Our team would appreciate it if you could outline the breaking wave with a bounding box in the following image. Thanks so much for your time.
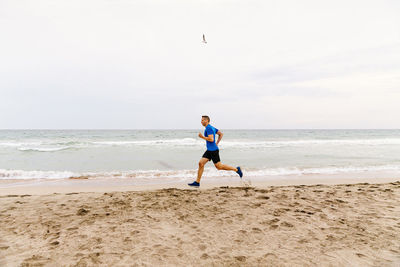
[1,137,400,152]
[2,165,400,180]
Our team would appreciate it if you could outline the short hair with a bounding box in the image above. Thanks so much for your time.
[202,115,210,122]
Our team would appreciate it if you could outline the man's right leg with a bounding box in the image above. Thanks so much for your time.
[196,157,209,183]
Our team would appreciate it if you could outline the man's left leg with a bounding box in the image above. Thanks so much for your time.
[212,150,243,177]
[215,162,243,178]
[214,162,237,172]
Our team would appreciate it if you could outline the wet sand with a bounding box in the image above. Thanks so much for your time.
[0,180,399,266]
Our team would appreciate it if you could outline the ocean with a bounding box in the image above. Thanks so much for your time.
[1,129,400,184]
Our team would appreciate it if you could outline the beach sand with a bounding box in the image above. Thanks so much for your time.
[0,180,399,266]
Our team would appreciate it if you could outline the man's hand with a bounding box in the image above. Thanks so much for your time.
[199,132,213,142]
[216,130,223,145]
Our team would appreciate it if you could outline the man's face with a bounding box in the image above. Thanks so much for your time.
[201,117,208,126]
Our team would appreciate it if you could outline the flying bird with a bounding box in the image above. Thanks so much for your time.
[202,34,207,44]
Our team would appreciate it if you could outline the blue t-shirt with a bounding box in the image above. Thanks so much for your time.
[204,124,219,151]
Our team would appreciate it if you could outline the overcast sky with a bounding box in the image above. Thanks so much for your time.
[0,0,399,129]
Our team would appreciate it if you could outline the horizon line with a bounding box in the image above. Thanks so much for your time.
[0,128,399,131]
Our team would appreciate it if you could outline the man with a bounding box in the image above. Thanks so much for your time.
[188,115,243,187]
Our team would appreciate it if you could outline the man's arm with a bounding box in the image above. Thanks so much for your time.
[216,130,223,145]
[198,132,214,142]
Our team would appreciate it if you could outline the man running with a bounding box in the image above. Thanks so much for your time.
[188,115,243,187]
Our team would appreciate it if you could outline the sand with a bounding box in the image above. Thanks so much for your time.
[0,181,399,266]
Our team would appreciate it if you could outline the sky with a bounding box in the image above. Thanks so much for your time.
[0,0,399,129]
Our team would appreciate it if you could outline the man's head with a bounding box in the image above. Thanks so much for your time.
[201,115,210,126]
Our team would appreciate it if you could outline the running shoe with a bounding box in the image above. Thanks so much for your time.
[188,181,200,187]
[236,166,243,178]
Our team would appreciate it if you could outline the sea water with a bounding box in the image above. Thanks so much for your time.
[1,129,400,184]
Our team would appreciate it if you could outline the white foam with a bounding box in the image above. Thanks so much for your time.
[219,138,400,148]
[92,138,201,146]
[17,146,71,152]
[0,141,43,147]
[91,138,400,148]
[2,137,400,152]
[1,165,400,180]
[0,169,75,179]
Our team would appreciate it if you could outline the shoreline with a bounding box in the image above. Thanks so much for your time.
[0,172,399,195]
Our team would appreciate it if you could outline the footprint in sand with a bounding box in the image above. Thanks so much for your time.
[0,245,9,250]
[273,208,290,216]
[297,238,309,244]
[263,252,278,260]
[265,218,280,225]
[21,255,51,266]
[235,255,247,262]
[201,253,210,259]
[252,227,263,233]
[50,241,59,246]
[280,221,294,228]
[77,208,89,216]
[255,189,271,193]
